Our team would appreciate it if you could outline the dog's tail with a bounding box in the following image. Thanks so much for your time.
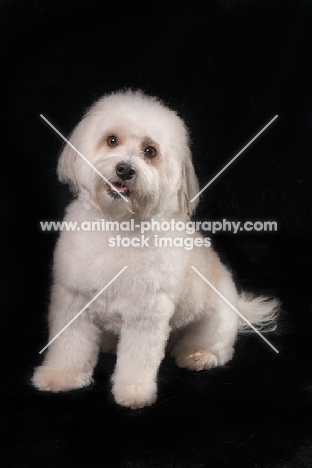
[237,292,279,332]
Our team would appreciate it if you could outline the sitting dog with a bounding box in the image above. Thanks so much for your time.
[32,90,278,408]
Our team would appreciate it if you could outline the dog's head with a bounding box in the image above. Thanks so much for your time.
[58,90,199,220]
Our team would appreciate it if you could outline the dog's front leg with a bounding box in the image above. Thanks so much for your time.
[32,283,101,392]
[112,294,174,409]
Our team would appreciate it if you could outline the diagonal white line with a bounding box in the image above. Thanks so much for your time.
[190,266,279,354]
[39,266,128,354]
[40,114,129,203]
[190,115,278,203]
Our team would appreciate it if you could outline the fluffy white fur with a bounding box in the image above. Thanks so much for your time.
[32,90,278,408]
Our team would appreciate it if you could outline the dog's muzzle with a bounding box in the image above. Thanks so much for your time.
[115,162,136,181]
[107,162,136,199]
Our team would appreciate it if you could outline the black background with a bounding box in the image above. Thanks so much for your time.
[1,1,312,467]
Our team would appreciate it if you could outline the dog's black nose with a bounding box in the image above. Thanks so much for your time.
[115,162,136,180]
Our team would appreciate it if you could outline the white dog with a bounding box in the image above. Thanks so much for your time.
[32,90,278,408]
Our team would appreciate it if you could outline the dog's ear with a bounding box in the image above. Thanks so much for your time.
[57,115,90,194]
[57,112,94,194]
[57,139,79,194]
[178,150,200,220]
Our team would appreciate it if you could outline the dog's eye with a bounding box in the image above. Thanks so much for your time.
[144,146,157,158]
[107,135,118,147]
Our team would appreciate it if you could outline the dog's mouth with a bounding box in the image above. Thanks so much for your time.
[107,181,130,199]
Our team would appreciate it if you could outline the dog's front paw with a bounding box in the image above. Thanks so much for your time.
[32,365,93,392]
[112,381,157,409]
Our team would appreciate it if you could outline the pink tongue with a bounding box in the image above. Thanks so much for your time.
[112,183,127,193]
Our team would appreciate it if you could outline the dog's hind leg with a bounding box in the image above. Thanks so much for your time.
[171,303,238,371]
